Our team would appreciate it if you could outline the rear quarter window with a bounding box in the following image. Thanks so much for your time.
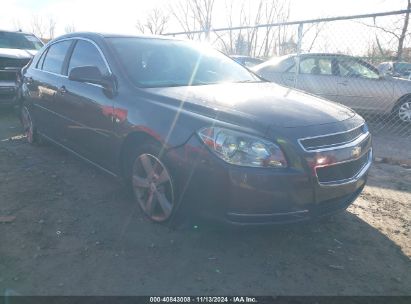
[42,40,72,75]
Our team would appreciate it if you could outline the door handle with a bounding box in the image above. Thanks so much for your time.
[58,86,67,94]
[338,81,348,86]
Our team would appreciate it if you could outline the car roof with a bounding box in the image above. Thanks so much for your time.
[292,53,357,58]
[53,32,182,42]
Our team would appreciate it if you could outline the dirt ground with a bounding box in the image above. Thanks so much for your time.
[0,109,410,296]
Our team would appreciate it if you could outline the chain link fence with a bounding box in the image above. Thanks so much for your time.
[165,10,411,139]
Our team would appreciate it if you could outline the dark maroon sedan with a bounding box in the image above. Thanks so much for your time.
[20,33,372,225]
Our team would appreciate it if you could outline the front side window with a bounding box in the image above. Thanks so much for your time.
[42,40,72,74]
[300,57,332,75]
[68,40,109,76]
[107,37,260,88]
[338,58,379,79]
[0,32,43,50]
[393,62,411,74]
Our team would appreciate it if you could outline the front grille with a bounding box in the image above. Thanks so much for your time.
[0,92,16,100]
[0,57,30,69]
[299,124,367,151]
[0,71,17,81]
[316,151,370,183]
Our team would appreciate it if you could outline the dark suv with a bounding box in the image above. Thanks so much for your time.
[0,30,43,107]
[21,33,372,225]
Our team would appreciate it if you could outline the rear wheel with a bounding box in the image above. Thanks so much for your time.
[397,99,411,123]
[20,106,36,144]
[128,141,177,224]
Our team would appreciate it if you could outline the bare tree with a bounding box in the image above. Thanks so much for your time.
[397,0,411,60]
[13,19,24,32]
[191,0,215,39]
[31,15,47,38]
[220,0,292,57]
[260,0,292,57]
[360,0,410,60]
[169,0,292,57]
[168,0,215,40]
[301,22,327,52]
[223,0,236,54]
[48,17,57,39]
[241,0,264,57]
[64,24,76,34]
[30,15,57,39]
[136,8,169,35]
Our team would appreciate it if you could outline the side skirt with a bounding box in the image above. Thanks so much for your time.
[38,131,119,179]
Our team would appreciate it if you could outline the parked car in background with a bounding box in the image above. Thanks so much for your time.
[377,61,411,79]
[253,53,411,123]
[21,33,372,225]
[0,30,43,108]
[231,55,265,68]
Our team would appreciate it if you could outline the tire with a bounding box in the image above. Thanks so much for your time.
[125,140,180,225]
[20,105,38,145]
[395,98,411,123]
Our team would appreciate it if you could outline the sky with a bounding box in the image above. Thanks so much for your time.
[0,0,407,37]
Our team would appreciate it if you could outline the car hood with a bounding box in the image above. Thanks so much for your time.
[145,82,356,128]
[0,48,37,59]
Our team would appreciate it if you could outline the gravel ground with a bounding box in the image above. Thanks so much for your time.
[0,109,410,295]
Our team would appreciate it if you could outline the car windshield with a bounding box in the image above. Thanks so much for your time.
[107,37,261,88]
[253,55,295,72]
[0,32,43,50]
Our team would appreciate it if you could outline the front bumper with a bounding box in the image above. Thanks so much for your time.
[168,127,372,225]
[0,65,22,107]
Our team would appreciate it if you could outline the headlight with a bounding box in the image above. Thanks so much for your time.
[198,127,287,168]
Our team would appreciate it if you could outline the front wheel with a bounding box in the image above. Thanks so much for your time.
[129,142,177,223]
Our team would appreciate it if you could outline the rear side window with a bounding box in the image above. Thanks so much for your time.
[42,40,72,74]
[68,40,109,76]
[300,57,332,75]
[36,49,48,69]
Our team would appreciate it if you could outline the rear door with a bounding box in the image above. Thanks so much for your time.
[295,56,340,102]
[55,39,116,169]
[27,40,73,140]
[334,57,394,112]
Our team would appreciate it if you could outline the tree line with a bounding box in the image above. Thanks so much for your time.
[12,0,411,62]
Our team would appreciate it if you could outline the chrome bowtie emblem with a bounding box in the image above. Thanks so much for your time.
[351,146,362,158]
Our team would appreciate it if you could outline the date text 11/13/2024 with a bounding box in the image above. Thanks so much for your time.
[149,297,258,303]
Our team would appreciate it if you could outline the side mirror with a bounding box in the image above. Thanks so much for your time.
[69,66,113,86]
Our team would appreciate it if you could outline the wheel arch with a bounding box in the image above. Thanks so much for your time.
[392,93,411,113]
[118,131,163,178]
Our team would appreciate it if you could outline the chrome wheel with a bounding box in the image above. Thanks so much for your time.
[21,106,34,144]
[132,153,174,222]
[398,101,411,123]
